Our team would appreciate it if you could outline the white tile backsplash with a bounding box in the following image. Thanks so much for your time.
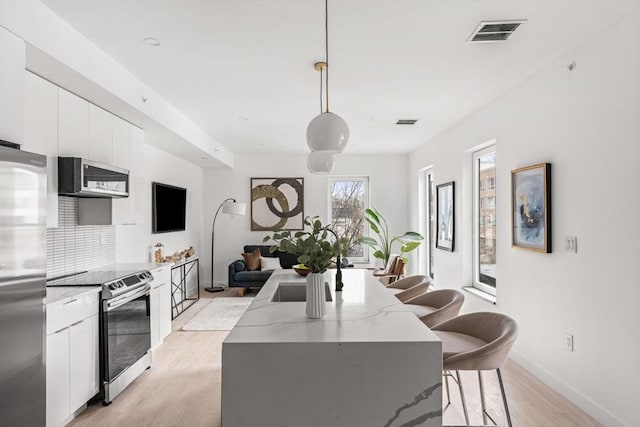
[46,196,115,278]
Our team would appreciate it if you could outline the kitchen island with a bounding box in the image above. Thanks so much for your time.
[222,269,442,427]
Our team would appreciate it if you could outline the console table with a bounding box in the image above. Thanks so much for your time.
[171,256,200,319]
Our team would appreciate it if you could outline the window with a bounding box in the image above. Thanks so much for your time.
[328,177,369,262]
[473,147,496,294]
[421,169,435,279]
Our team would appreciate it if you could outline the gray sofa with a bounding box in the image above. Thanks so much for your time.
[228,245,298,294]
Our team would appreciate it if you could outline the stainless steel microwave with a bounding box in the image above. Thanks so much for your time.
[58,157,129,198]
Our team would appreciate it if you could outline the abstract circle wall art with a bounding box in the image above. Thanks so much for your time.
[250,177,304,231]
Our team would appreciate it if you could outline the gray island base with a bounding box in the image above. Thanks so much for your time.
[222,269,442,427]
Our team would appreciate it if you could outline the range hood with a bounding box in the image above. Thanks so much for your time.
[58,157,129,198]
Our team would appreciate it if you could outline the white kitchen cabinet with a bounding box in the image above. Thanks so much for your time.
[69,314,99,411]
[112,116,130,169]
[88,103,113,164]
[0,28,25,144]
[131,125,147,225]
[158,282,172,339]
[46,292,99,427]
[113,124,144,225]
[46,328,70,427]
[112,116,132,225]
[58,88,88,158]
[150,266,172,349]
[23,72,59,227]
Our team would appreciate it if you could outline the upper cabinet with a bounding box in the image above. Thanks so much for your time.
[88,104,113,164]
[112,116,130,170]
[113,124,144,225]
[58,88,89,158]
[0,28,26,144]
[23,72,59,227]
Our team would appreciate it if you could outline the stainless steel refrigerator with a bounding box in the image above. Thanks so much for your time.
[0,145,47,426]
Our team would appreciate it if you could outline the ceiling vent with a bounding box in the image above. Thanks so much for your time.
[396,119,418,125]
[468,20,527,43]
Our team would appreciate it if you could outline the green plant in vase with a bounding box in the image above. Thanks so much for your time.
[264,216,347,319]
[263,216,345,274]
[360,207,424,267]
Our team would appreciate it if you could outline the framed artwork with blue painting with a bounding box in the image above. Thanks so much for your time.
[511,163,552,253]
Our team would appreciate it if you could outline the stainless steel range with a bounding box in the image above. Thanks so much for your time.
[47,269,154,404]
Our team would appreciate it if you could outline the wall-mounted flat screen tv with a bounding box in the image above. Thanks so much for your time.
[152,182,186,233]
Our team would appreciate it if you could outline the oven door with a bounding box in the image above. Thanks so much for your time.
[101,285,151,383]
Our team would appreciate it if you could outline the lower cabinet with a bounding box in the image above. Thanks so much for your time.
[46,295,99,427]
[150,266,172,350]
[46,328,70,427]
[69,315,100,411]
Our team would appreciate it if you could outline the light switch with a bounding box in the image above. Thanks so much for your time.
[565,236,577,253]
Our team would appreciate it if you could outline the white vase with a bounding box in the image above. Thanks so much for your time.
[305,272,326,319]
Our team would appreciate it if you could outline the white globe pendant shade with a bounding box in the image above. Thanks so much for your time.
[306,112,349,154]
[307,151,335,174]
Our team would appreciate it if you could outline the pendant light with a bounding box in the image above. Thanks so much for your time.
[307,150,335,174]
[306,0,349,167]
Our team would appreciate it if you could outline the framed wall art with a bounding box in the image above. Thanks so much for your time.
[511,163,552,253]
[250,177,304,231]
[436,181,455,252]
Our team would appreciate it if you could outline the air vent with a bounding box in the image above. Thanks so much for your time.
[396,119,418,125]
[468,20,527,43]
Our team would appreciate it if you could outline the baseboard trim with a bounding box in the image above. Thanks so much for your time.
[509,350,628,427]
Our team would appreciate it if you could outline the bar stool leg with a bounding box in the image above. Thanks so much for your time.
[478,370,488,425]
[497,368,513,427]
[456,370,469,425]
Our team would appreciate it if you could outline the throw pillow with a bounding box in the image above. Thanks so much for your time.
[241,248,261,271]
[260,256,282,270]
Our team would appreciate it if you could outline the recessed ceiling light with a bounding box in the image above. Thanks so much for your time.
[257,143,265,147]
[238,116,249,121]
[364,117,374,121]
[143,37,160,47]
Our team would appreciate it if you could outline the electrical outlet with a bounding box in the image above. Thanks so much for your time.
[100,232,107,245]
[565,333,574,352]
[565,236,577,253]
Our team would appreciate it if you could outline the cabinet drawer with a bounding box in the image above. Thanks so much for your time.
[47,292,99,335]
[151,266,171,288]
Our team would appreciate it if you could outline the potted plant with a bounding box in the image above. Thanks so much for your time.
[263,216,345,319]
[360,207,424,267]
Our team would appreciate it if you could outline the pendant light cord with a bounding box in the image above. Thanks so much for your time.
[325,0,329,113]
[320,64,324,113]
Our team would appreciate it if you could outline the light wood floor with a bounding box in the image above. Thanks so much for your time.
[70,290,602,427]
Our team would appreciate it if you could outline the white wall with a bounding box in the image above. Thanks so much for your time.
[202,153,409,287]
[408,11,640,427]
[115,143,204,266]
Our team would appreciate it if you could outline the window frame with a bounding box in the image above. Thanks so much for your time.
[472,146,497,296]
[327,176,370,263]
[418,168,435,279]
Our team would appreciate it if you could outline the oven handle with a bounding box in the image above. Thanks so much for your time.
[104,284,151,312]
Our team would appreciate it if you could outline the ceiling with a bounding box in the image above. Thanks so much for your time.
[42,0,636,155]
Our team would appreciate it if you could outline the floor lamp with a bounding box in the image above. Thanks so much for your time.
[205,198,246,293]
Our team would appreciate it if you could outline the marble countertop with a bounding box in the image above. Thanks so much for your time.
[224,269,440,344]
[93,262,172,272]
[46,286,101,306]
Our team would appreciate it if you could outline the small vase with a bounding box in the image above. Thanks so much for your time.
[305,272,326,319]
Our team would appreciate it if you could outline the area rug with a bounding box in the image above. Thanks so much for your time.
[182,297,254,331]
